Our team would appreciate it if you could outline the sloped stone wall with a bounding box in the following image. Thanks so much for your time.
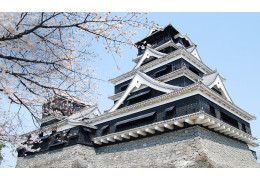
[16,126,260,168]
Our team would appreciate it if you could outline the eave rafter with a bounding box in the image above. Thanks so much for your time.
[93,112,258,147]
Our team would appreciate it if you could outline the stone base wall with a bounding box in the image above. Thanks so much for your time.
[16,126,260,168]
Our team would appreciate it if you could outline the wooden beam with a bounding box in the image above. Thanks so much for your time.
[178,118,185,123]
[200,118,211,125]
[245,135,251,139]
[129,132,138,138]
[214,125,225,131]
[174,121,184,127]
[94,140,102,145]
[107,137,115,142]
[137,130,147,136]
[155,125,164,132]
[219,128,230,133]
[202,120,214,126]
[101,138,108,143]
[121,133,130,139]
[225,130,235,135]
[245,140,251,144]
[164,123,174,130]
[114,135,122,141]
[208,123,220,129]
[145,128,155,134]
[230,132,240,138]
[237,135,246,141]
[195,115,205,124]
[185,119,194,125]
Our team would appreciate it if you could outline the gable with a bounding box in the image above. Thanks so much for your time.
[209,75,232,103]
[108,71,181,112]
[134,48,167,70]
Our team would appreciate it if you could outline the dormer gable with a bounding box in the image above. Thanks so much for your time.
[202,72,232,102]
[146,23,164,37]
[186,45,202,61]
[134,47,167,69]
[109,71,181,112]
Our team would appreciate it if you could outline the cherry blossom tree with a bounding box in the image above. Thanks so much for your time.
[0,12,150,151]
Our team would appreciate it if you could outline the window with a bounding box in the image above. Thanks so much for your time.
[165,106,176,116]
[209,105,216,117]
[112,112,156,132]
[157,36,164,45]
[127,90,151,105]
[154,65,172,78]
[212,87,222,96]
[120,84,129,91]
[188,66,200,76]
[96,125,109,136]
[241,124,246,132]
[164,34,169,40]
[221,112,238,128]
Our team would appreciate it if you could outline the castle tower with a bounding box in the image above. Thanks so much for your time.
[16,24,259,168]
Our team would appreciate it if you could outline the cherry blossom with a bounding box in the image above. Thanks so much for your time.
[0,12,150,155]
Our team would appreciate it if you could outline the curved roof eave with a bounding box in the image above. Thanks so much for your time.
[134,47,167,69]
[202,72,233,103]
[108,71,181,113]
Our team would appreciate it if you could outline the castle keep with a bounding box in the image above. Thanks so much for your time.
[16,24,259,168]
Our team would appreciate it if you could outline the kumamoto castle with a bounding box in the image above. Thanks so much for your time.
[16,24,260,168]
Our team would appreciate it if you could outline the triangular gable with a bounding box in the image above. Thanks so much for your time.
[109,71,181,112]
[146,23,163,37]
[191,48,202,61]
[187,45,202,62]
[134,47,167,69]
[202,72,233,102]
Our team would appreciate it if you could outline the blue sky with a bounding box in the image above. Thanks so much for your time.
[1,12,260,167]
